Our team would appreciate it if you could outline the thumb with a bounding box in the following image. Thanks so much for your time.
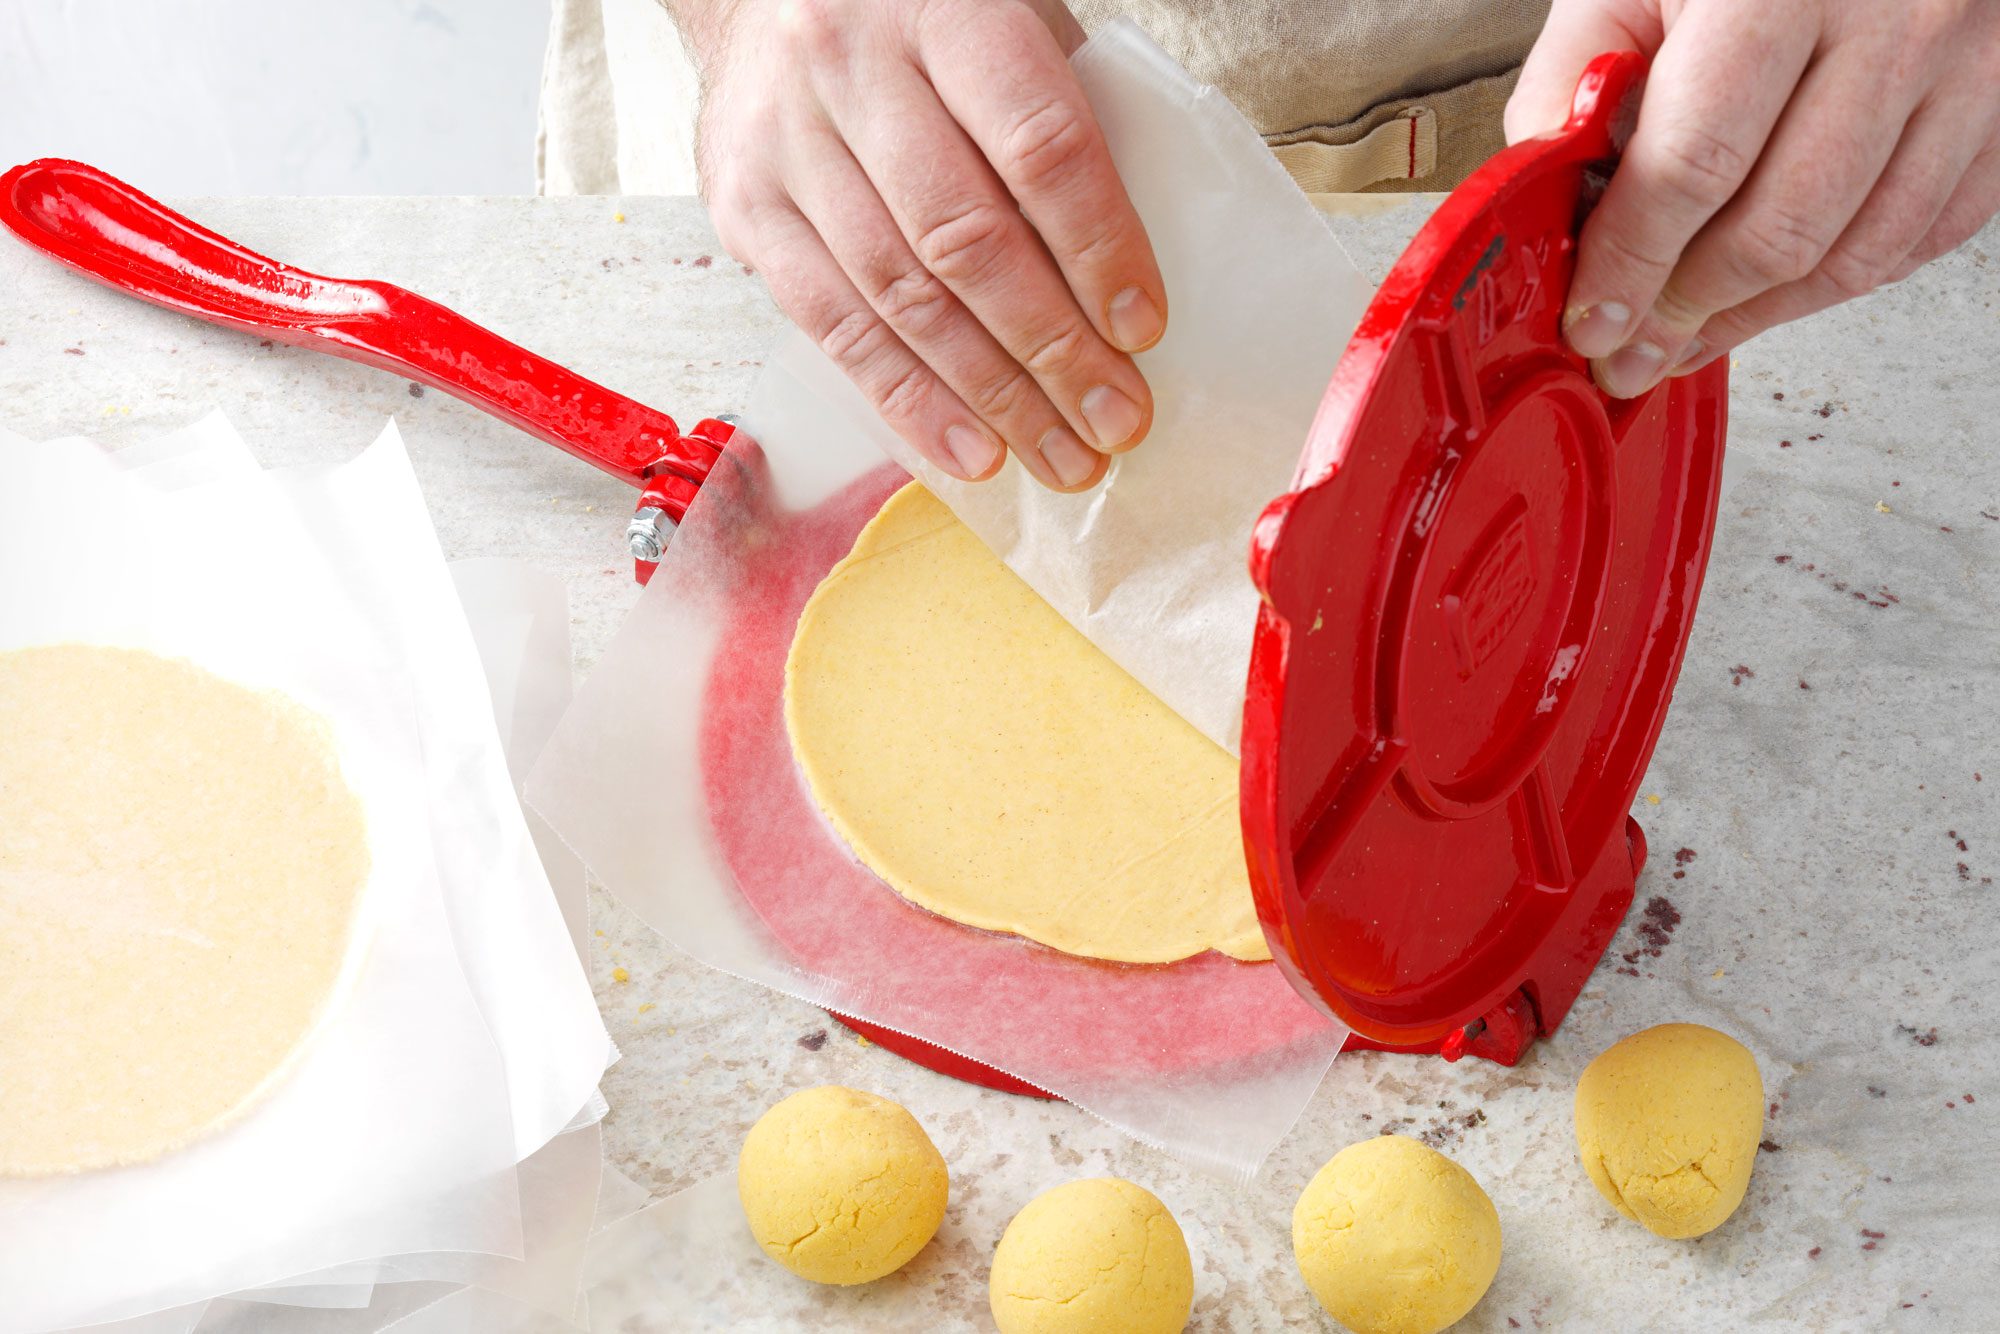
[1506,0,1660,144]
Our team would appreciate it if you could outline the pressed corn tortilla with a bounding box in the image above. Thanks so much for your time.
[783,483,1267,965]
[0,645,370,1175]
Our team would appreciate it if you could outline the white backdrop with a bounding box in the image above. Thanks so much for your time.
[0,0,550,195]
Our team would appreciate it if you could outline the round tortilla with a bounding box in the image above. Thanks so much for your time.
[0,645,371,1175]
[783,483,1268,965]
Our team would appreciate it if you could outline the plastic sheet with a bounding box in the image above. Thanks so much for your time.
[1,417,610,1332]
[529,23,1351,1184]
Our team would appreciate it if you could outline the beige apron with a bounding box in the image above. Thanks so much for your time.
[538,0,1548,196]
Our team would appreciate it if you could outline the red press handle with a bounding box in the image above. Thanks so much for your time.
[0,158,719,493]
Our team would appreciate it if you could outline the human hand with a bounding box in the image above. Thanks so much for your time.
[1507,0,2000,396]
[683,0,1164,490]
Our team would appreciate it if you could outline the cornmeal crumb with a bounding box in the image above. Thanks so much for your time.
[1646,794,1663,805]
[637,1002,655,1014]
[611,966,629,983]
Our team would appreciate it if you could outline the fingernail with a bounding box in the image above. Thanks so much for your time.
[1107,286,1165,352]
[1565,301,1632,360]
[1080,385,1143,451]
[1597,342,1666,399]
[942,424,1001,480]
[1039,426,1098,488]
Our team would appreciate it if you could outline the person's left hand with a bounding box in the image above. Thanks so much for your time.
[1506,0,2000,397]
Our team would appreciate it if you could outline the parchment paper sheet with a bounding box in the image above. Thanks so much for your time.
[0,417,610,1333]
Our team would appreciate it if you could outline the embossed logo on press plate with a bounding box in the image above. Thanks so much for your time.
[1443,497,1535,679]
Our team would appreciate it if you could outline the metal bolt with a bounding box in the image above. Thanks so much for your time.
[715,412,740,424]
[626,506,675,562]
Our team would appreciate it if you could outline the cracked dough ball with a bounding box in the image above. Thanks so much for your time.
[736,1085,948,1284]
[1574,1022,1763,1238]
[989,1178,1193,1334]
[1292,1135,1502,1334]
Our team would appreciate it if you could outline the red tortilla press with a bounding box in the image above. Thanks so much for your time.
[0,51,1723,1090]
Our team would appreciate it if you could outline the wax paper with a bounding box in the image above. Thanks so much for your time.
[219,541,612,1328]
[1,416,610,1332]
[217,527,612,1330]
[0,425,518,1332]
[529,22,1350,1183]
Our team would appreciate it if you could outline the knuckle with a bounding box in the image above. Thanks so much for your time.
[776,0,846,57]
[912,200,1017,285]
[818,307,888,369]
[713,228,753,268]
[874,362,934,425]
[711,195,783,266]
[997,98,1097,190]
[869,262,957,337]
[1649,284,1708,331]
[1817,241,1896,301]
[1731,206,1835,286]
[1649,124,1754,208]
[1062,215,1130,273]
[1018,321,1089,379]
[965,364,1037,422]
[1588,217,1678,282]
[1895,0,1957,53]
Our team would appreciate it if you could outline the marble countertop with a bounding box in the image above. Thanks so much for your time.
[2,196,1994,1333]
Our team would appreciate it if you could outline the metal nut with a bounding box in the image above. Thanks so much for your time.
[626,506,675,562]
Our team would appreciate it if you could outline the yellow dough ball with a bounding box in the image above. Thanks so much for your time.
[736,1086,948,1284]
[989,1179,1194,1334]
[1574,1022,1764,1239]
[1292,1135,1502,1334]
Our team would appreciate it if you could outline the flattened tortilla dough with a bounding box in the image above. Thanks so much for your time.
[783,483,1269,965]
[0,645,370,1175]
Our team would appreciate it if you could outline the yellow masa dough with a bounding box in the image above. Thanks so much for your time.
[0,645,370,1175]
[736,1085,949,1284]
[989,1178,1194,1334]
[1574,1023,1764,1238]
[783,483,1268,964]
[1292,1134,1502,1334]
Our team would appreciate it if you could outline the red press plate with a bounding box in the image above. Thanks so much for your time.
[0,54,1724,1083]
[1241,51,1728,1052]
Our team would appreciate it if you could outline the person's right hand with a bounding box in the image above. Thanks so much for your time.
[685,0,1165,491]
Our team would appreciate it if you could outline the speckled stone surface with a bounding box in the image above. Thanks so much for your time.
[2,196,1995,1332]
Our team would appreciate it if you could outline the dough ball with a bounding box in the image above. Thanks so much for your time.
[1292,1135,1502,1334]
[1574,1022,1764,1238]
[989,1178,1193,1334]
[736,1085,948,1284]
